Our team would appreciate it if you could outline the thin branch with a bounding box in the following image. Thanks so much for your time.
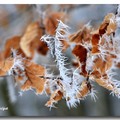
[0,74,63,81]
[39,76,63,80]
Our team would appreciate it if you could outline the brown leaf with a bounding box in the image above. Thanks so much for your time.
[45,90,63,107]
[21,59,45,94]
[0,58,14,76]
[69,26,92,44]
[116,62,120,68]
[20,21,44,58]
[44,12,66,35]
[99,13,116,36]
[95,78,114,91]
[61,40,70,52]
[37,41,49,55]
[0,53,5,70]
[91,13,117,54]
[24,59,45,76]
[91,34,100,54]
[99,23,109,36]
[0,70,6,76]
[93,57,106,75]
[76,80,90,98]
[72,45,87,76]
[92,55,113,77]
[23,73,45,94]
[91,55,115,92]
[72,61,79,67]
[21,79,32,91]
[45,87,51,95]
[4,36,23,58]
[44,81,52,95]
[1,58,14,72]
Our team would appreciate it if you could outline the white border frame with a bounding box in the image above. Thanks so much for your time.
[0,0,120,4]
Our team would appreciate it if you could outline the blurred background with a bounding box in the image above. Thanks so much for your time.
[0,4,120,117]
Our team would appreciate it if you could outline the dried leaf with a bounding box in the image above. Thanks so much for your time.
[72,61,79,67]
[0,70,6,76]
[99,23,109,36]
[72,45,87,76]
[1,58,14,72]
[20,22,44,58]
[21,59,45,94]
[91,55,115,92]
[22,73,45,94]
[0,58,14,75]
[76,80,90,98]
[24,59,45,76]
[45,90,63,107]
[4,36,23,58]
[44,12,66,35]
[91,34,100,54]
[92,55,113,77]
[0,52,5,69]
[69,25,92,44]
[99,13,116,35]
[45,87,51,95]
[21,79,31,91]
[93,57,106,74]
[95,78,114,91]
[61,40,70,52]
[91,13,117,55]
[37,41,49,55]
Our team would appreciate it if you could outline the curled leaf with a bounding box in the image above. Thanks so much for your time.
[20,22,45,58]
[72,45,87,76]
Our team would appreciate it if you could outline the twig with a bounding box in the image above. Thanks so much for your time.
[39,76,63,80]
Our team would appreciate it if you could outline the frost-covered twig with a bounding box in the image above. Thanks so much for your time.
[42,20,89,108]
